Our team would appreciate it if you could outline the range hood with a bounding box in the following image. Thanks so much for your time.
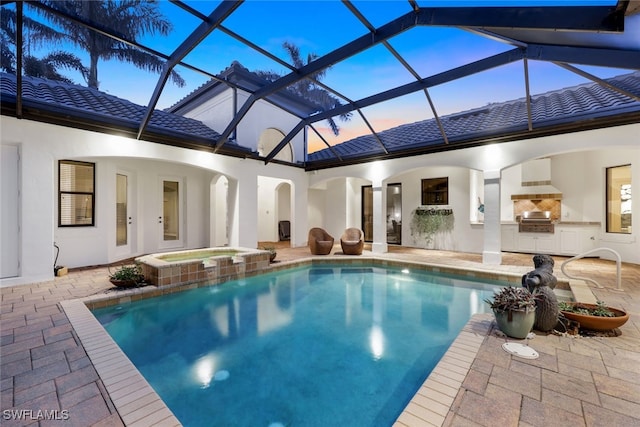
[511,158,562,200]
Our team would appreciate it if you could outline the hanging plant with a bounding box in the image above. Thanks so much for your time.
[410,207,454,247]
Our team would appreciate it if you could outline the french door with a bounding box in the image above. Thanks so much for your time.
[159,177,184,249]
[361,184,402,244]
[115,172,132,255]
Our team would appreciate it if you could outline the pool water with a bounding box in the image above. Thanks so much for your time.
[93,264,501,426]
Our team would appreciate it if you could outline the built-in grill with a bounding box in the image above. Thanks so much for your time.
[519,210,554,233]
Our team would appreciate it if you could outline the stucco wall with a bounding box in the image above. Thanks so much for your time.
[2,114,638,287]
[179,88,307,163]
[0,116,308,287]
[310,123,640,263]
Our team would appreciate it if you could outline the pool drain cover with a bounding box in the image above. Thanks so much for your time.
[502,342,539,359]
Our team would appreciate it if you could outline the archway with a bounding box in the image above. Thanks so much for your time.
[258,128,292,162]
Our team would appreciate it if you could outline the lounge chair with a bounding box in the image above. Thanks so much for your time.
[340,228,364,255]
[308,227,334,255]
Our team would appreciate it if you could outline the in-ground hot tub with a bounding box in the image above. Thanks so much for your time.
[136,247,271,287]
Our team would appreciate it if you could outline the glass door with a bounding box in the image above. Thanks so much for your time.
[116,173,129,247]
[160,178,183,249]
[387,183,402,244]
[362,184,402,244]
[362,186,373,242]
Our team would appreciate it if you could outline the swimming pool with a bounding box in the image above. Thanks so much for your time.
[93,264,502,426]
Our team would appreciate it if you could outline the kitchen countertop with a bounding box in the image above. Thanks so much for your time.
[554,221,601,225]
[474,221,602,226]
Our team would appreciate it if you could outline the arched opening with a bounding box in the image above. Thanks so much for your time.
[257,176,293,244]
[258,128,292,163]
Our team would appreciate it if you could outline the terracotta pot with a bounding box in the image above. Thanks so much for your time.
[493,308,535,339]
[561,303,629,331]
[109,279,138,288]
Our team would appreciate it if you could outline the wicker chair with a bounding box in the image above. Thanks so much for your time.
[308,228,334,255]
[340,228,364,255]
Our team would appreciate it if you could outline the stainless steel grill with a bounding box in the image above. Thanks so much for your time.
[519,210,554,233]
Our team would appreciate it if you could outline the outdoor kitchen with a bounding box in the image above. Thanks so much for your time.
[501,158,600,256]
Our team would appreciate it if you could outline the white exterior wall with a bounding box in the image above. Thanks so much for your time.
[307,188,325,232]
[257,176,277,242]
[178,88,307,163]
[346,177,367,228]
[323,178,348,240]
[310,123,640,264]
[393,166,483,253]
[1,116,308,287]
[2,113,638,287]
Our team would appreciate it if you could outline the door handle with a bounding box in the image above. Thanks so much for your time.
[158,216,162,224]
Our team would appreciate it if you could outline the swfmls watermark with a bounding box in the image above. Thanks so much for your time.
[2,409,70,421]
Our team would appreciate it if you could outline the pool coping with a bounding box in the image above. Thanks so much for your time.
[61,256,581,427]
[60,299,181,426]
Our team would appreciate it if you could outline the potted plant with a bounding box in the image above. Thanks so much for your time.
[559,300,629,331]
[262,246,277,263]
[109,264,144,288]
[485,286,537,339]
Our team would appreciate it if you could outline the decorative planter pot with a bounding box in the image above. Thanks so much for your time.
[109,279,139,288]
[493,308,535,339]
[561,303,629,331]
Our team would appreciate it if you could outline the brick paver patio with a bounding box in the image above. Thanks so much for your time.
[1,246,639,426]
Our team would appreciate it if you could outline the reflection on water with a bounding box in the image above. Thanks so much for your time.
[94,264,499,427]
[96,266,498,367]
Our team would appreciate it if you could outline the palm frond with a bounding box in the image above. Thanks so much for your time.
[28,0,182,89]
[113,47,185,88]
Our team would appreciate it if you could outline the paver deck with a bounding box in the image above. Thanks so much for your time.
[1,245,639,426]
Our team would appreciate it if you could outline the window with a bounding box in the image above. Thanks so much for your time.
[59,160,95,226]
[421,177,449,205]
[606,164,631,234]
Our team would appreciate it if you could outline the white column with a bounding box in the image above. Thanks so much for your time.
[482,169,502,265]
[371,181,388,253]
[227,174,258,248]
[291,182,308,248]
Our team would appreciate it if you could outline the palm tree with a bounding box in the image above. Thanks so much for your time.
[256,42,351,136]
[31,1,184,89]
[1,6,80,75]
[23,52,88,83]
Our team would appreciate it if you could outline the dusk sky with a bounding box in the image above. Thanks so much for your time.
[15,0,633,151]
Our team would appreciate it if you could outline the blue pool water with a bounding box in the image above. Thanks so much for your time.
[93,264,502,426]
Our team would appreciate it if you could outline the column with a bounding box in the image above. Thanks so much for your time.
[482,169,502,265]
[227,174,258,248]
[371,181,388,253]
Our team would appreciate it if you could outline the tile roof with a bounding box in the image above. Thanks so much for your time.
[0,72,222,143]
[308,72,640,162]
